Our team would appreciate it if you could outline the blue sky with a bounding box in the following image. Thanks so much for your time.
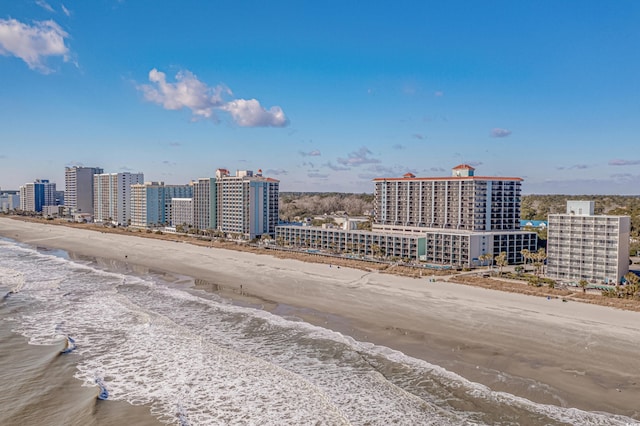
[1,1,639,194]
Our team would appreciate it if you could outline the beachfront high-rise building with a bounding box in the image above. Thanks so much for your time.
[130,182,193,228]
[93,172,144,225]
[0,190,20,213]
[19,179,56,213]
[214,169,279,239]
[191,169,279,239]
[193,178,216,231]
[372,164,521,232]
[276,165,537,267]
[65,166,103,214]
[547,201,630,284]
[171,198,194,228]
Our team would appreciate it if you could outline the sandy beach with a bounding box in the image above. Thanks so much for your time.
[1,217,639,420]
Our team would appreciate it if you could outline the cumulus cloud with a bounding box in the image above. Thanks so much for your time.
[0,18,71,73]
[222,99,288,127]
[299,150,321,157]
[608,159,640,166]
[138,68,288,127]
[337,147,380,167]
[429,167,446,173]
[490,128,512,138]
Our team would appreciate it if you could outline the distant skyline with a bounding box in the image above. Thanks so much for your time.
[1,1,639,194]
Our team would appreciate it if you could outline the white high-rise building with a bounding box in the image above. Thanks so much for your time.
[171,198,194,228]
[65,166,103,214]
[93,172,143,225]
[277,165,537,266]
[214,169,279,239]
[130,181,193,228]
[547,201,630,284]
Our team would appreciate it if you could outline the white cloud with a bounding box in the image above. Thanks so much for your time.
[61,4,71,17]
[0,19,70,73]
[36,0,55,12]
[223,99,288,127]
[139,69,228,120]
[299,150,321,157]
[139,68,288,127]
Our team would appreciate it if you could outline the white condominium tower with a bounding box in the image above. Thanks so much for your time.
[130,181,193,228]
[192,169,279,239]
[65,166,103,214]
[214,169,279,239]
[373,164,522,232]
[547,201,630,284]
[93,172,144,225]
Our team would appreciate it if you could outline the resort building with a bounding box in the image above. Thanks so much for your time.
[93,172,144,225]
[547,201,630,284]
[0,190,20,213]
[214,169,279,239]
[19,179,56,213]
[130,181,193,228]
[171,198,194,228]
[191,169,279,239]
[276,165,537,267]
[193,177,216,231]
[65,166,103,214]
[372,164,521,232]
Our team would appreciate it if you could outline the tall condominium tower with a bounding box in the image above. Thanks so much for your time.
[65,166,103,214]
[214,169,279,239]
[547,201,630,284]
[93,172,144,225]
[130,181,193,228]
[19,179,56,212]
[193,177,216,231]
[372,164,522,232]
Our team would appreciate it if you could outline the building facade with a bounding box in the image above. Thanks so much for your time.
[19,179,56,213]
[193,178,216,231]
[275,165,536,267]
[65,166,103,214]
[93,172,144,225]
[0,190,20,213]
[130,182,193,228]
[171,198,194,228]
[214,169,279,239]
[547,201,630,284]
[372,165,521,232]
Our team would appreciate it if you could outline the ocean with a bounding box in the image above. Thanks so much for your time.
[0,237,636,425]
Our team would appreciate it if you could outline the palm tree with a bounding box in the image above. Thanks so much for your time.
[520,249,530,269]
[495,252,508,276]
[578,279,589,293]
[623,272,639,299]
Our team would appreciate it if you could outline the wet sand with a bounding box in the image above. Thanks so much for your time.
[1,217,639,420]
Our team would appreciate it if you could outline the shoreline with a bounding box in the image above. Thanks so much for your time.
[1,217,640,420]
